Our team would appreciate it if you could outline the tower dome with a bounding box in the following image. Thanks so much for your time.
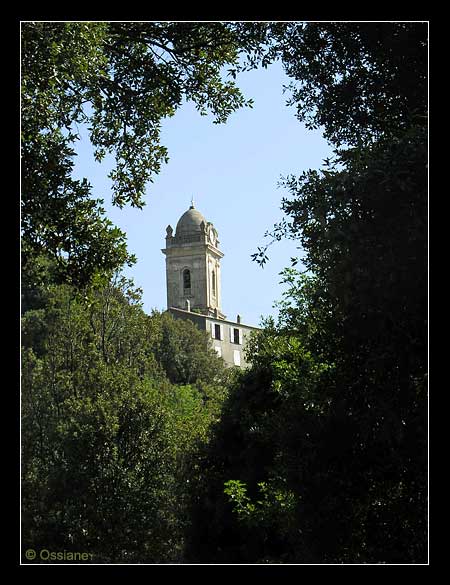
[175,204,206,236]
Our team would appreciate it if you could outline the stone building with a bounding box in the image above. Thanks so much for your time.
[162,202,259,368]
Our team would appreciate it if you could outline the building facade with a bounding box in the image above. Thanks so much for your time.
[162,203,258,368]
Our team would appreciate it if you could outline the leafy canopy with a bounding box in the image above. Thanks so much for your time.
[189,22,428,564]
[22,276,228,562]
[21,21,269,287]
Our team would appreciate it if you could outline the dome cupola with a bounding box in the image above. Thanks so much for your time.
[175,204,206,237]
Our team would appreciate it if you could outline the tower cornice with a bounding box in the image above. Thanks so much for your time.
[162,241,224,259]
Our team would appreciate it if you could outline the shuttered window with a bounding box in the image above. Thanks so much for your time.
[230,327,243,345]
[212,323,223,340]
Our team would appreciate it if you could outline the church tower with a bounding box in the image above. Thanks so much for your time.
[161,202,226,319]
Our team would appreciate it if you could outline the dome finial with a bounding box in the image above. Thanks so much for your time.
[190,195,195,209]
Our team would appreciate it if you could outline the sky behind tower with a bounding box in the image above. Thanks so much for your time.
[72,60,333,327]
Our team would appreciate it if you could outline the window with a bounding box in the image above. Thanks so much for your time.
[211,322,223,340]
[233,350,241,366]
[183,269,191,291]
[230,327,242,345]
[212,270,216,297]
[214,346,222,358]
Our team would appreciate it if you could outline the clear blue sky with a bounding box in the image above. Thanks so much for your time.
[72,60,332,327]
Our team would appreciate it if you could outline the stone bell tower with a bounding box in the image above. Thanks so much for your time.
[161,202,225,319]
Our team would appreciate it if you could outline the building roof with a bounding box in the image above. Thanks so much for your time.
[175,205,206,236]
[169,307,260,330]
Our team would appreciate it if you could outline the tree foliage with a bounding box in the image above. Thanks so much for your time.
[187,22,428,564]
[21,21,268,288]
[268,22,427,146]
[21,277,227,562]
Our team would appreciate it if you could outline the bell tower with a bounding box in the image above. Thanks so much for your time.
[162,203,225,319]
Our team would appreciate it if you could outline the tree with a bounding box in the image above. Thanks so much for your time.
[190,22,428,563]
[147,310,227,386]
[21,277,229,562]
[21,21,268,288]
[267,22,427,146]
[272,23,427,563]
